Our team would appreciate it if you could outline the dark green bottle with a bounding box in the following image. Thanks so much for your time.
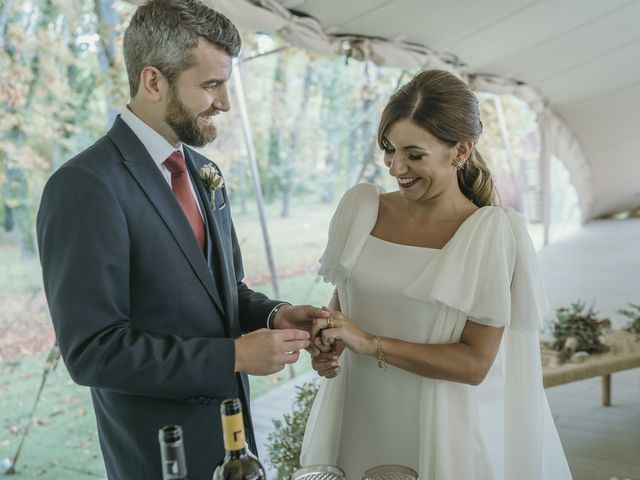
[159,425,188,480]
[212,399,266,480]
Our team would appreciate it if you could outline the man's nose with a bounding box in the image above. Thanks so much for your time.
[213,84,231,112]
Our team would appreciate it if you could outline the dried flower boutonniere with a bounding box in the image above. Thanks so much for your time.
[198,163,225,210]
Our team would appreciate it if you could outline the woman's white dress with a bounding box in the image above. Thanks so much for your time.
[300,183,572,480]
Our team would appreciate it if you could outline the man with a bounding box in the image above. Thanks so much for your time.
[36,1,327,478]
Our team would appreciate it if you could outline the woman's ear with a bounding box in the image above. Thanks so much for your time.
[456,141,474,162]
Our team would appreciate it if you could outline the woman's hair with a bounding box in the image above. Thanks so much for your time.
[377,70,496,207]
[123,0,241,97]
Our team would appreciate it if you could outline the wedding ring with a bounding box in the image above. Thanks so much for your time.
[327,317,334,329]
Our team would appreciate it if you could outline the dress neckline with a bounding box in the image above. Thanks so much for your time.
[368,234,440,251]
[370,188,489,251]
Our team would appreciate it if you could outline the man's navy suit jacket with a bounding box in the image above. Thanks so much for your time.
[37,116,280,479]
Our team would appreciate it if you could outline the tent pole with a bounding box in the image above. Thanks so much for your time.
[539,110,552,246]
[231,63,296,379]
[231,62,282,301]
[492,94,525,212]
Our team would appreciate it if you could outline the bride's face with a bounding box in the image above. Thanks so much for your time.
[382,119,459,202]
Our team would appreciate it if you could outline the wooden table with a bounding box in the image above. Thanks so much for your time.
[542,331,640,406]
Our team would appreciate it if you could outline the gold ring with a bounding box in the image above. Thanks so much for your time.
[327,317,334,329]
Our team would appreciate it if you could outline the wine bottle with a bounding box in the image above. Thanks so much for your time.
[212,398,266,480]
[159,424,188,480]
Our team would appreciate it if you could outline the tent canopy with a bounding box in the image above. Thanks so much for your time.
[191,0,640,219]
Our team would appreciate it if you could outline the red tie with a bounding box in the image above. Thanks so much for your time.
[163,151,206,251]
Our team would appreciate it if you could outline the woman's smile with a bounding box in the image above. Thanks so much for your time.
[397,176,420,188]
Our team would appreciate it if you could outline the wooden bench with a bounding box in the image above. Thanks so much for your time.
[542,330,640,406]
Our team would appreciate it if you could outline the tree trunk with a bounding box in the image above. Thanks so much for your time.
[267,54,286,204]
[0,0,14,46]
[350,66,382,185]
[94,0,119,125]
[1,2,51,257]
[319,64,344,204]
[282,60,313,217]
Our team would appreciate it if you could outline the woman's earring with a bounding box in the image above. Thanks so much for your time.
[455,158,467,170]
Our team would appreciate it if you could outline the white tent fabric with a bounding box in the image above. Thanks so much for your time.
[205,0,640,221]
[539,109,594,225]
[210,0,335,52]
[209,0,468,72]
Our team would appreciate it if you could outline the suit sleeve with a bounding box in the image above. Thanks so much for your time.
[37,164,237,402]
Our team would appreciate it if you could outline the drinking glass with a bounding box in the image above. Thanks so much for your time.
[361,464,419,480]
[289,464,346,480]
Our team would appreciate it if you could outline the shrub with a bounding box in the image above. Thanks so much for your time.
[618,303,640,334]
[266,380,320,479]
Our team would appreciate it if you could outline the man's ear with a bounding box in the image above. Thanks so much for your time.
[138,66,166,102]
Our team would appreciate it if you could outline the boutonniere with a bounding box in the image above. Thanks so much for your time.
[198,163,225,210]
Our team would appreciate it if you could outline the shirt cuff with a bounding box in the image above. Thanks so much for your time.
[267,302,292,330]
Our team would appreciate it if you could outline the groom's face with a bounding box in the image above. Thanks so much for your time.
[165,39,232,147]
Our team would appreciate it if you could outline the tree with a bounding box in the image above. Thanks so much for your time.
[281,55,314,217]
[94,0,120,125]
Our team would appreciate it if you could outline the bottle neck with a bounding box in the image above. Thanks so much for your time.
[160,443,188,480]
[224,445,250,460]
[159,425,188,480]
[221,409,248,453]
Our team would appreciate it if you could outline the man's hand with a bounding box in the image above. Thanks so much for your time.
[274,304,330,336]
[234,329,310,375]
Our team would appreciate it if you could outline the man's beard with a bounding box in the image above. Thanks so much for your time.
[165,87,218,147]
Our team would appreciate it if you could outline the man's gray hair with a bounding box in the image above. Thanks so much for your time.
[123,0,241,96]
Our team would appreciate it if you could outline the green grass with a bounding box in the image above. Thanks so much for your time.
[231,198,336,284]
[0,355,106,478]
[0,242,42,298]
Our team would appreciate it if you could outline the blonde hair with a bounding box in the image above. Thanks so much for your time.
[377,70,496,207]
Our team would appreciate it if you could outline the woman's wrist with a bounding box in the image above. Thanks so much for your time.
[374,336,387,370]
[364,333,378,357]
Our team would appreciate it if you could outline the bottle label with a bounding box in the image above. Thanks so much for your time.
[222,412,245,451]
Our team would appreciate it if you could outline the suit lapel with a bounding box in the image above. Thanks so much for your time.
[107,118,225,315]
[184,148,236,336]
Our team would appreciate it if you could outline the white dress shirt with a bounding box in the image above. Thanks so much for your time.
[119,106,203,219]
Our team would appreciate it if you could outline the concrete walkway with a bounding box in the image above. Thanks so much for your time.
[538,218,640,328]
[251,369,317,478]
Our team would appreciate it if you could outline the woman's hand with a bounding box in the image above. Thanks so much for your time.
[311,341,345,379]
[312,312,376,357]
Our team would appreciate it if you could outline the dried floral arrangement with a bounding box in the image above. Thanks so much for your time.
[549,300,611,361]
[618,303,640,334]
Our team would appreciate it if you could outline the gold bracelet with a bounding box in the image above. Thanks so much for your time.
[375,336,387,370]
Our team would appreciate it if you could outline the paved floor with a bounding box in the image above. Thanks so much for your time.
[538,217,640,330]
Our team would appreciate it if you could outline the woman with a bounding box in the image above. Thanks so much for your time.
[300,70,572,480]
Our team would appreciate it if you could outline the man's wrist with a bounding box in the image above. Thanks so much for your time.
[267,302,291,330]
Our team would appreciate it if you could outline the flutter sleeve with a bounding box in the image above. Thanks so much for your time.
[404,206,548,332]
[318,182,381,285]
